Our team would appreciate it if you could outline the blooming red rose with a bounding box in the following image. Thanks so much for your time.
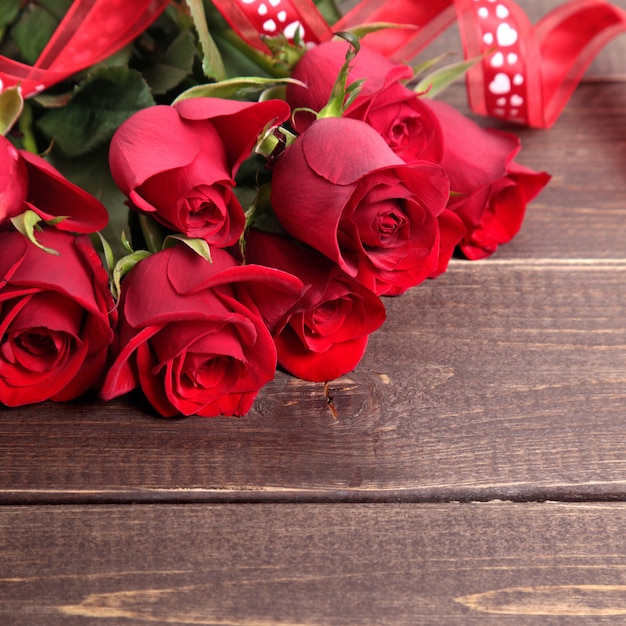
[0,135,108,233]
[109,97,290,246]
[0,229,116,406]
[100,244,302,417]
[287,40,443,163]
[270,116,449,296]
[244,229,386,382]
[424,99,551,260]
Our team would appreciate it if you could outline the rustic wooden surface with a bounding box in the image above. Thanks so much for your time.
[1,0,625,622]
[2,503,626,625]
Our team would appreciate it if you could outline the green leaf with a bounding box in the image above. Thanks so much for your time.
[10,210,60,255]
[184,0,226,81]
[173,76,305,103]
[415,53,485,99]
[0,86,23,136]
[10,5,58,64]
[111,250,152,301]
[163,235,212,262]
[0,0,20,27]
[36,0,72,21]
[36,67,154,158]
[410,53,453,78]
[142,29,197,95]
[345,22,418,40]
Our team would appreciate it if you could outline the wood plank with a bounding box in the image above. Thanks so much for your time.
[0,1,624,503]
[2,502,626,624]
[2,263,624,502]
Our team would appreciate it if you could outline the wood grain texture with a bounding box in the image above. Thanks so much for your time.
[1,2,625,624]
[2,502,626,625]
[1,259,624,502]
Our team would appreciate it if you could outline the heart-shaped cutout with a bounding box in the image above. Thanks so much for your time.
[488,73,511,95]
[490,51,504,67]
[497,22,518,46]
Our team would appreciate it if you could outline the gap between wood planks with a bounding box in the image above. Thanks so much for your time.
[447,259,626,269]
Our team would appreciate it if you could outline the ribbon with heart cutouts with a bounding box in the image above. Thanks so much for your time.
[212,0,626,128]
[0,0,170,98]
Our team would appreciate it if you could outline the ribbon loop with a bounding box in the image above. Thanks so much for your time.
[0,0,170,98]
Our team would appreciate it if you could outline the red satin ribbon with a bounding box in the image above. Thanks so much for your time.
[212,0,626,128]
[0,0,170,98]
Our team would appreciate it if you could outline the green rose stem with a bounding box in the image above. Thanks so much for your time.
[218,29,291,78]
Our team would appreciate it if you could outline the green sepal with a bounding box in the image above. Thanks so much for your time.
[111,249,152,301]
[10,209,66,255]
[415,52,486,99]
[259,33,308,72]
[318,32,362,119]
[0,86,24,136]
[255,124,296,158]
[120,230,134,254]
[94,231,116,273]
[172,76,306,103]
[163,235,212,262]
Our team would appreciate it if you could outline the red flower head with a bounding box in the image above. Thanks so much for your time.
[109,97,290,246]
[271,116,449,296]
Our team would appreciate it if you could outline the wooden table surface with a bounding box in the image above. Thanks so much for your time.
[2,1,626,623]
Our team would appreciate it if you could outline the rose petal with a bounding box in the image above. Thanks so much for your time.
[109,105,202,192]
[19,150,108,233]
[174,97,291,174]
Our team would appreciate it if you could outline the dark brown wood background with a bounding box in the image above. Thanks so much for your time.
[2,1,626,623]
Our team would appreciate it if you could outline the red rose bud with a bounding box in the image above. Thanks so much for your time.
[287,39,443,163]
[100,245,303,418]
[0,135,108,233]
[424,99,551,260]
[244,229,386,382]
[0,229,116,406]
[270,116,449,296]
[109,97,290,246]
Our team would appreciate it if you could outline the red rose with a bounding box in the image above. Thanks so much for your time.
[244,229,386,382]
[0,229,116,406]
[270,116,449,296]
[109,97,290,246]
[100,244,302,417]
[424,99,551,260]
[287,40,443,163]
[0,135,108,233]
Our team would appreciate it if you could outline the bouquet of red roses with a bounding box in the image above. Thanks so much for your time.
[0,0,578,418]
